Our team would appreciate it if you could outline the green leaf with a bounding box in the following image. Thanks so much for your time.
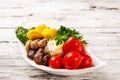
[15,26,28,45]
[82,40,88,45]
[54,26,88,45]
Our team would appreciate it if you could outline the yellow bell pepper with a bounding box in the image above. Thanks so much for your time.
[35,24,48,32]
[41,28,50,38]
[42,28,57,39]
[27,24,57,40]
[27,30,42,40]
[49,28,57,39]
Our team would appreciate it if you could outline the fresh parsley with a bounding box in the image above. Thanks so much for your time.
[15,26,28,45]
[55,26,88,45]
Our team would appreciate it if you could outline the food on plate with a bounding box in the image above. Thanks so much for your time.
[35,24,48,32]
[42,53,51,66]
[79,55,92,68]
[42,28,57,39]
[32,48,51,66]
[49,55,63,69]
[25,40,32,52]
[38,38,48,47]
[55,26,88,45]
[27,50,36,60]
[27,24,57,40]
[33,48,44,65]
[15,24,93,69]
[62,51,82,69]
[47,40,64,56]
[27,29,43,40]
[25,38,50,65]
[27,24,48,40]
[44,46,49,54]
[15,26,28,44]
[63,37,86,56]
[25,39,48,52]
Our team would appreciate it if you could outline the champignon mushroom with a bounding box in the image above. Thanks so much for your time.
[30,39,39,49]
[38,38,48,48]
[42,53,51,66]
[25,40,32,52]
[33,48,44,65]
[27,50,36,60]
[44,46,50,54]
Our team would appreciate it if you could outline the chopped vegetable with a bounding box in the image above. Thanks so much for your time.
[15,26,28,45]
[27,24,48,40]
[42,28,57,39]
[27,30,42,40]
[47,40,63,56]
[35,24,48,32]
[27,24,57,40]
[55,26,88,45]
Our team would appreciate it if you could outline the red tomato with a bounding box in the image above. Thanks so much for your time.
[62,51,82,69]
[63,37,86,56]
[49,55,62,69]
[80,55,92,68]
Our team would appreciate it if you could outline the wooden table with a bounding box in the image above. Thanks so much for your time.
[0,0,120,80]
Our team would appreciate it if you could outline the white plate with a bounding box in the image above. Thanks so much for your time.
[18,40,106,76]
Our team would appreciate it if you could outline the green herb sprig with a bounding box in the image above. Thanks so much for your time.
[55,26,88,45]
[15,26,28,45]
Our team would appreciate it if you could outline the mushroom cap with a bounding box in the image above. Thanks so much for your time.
[25,40,32,52]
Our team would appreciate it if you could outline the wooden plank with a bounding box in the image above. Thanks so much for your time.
[0,0,120,29]
[0,0,90,9]
[90,0,120,10]
[0,9,120,28]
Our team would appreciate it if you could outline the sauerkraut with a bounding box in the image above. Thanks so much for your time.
[47,40,63,56]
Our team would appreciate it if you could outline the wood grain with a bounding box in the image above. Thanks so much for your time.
[0,0,120,80]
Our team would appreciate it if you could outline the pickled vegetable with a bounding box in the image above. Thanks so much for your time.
[42,28,57,39]
[27,30,42,40]
[35,24,48,32]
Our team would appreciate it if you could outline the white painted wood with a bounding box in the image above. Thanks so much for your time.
[0,0,120,80]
